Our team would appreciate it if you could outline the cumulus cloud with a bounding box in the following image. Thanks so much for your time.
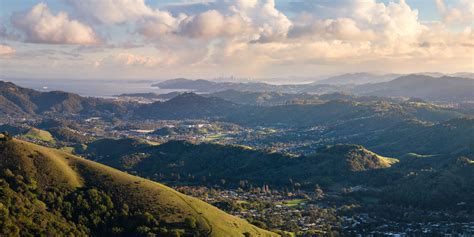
[11,3,98,44]
[66,0,291,42]
[179,10,225,38]
[0,44,15,57]
[5,0,473,77]
[66,0,184,38]
[289,16,376,41]
[95,53,158,68]
[290,0,425,44]
[66,0,181,33]
[66,0,155,24]
[94,51,182,69]
[436,0,474,24]
[178,10,248,38]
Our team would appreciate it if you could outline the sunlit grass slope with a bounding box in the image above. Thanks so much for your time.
[1,138,277,237]
[24,128,55,143]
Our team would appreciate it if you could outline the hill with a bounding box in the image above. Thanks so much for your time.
[314,73,400,85]
[206,90,321,106]
[131,93,465,127]
[354,75,474,102]
[1,119,90,145]
[84,139,397,188]
[3,81,465,128]
[0,136,276,236]
[382,155,474,209]
[0,124,28,135]
[0,81,128,117]
[370,117,474,157]
[35,118,91,144]
[22,127,55,143]
[313,144,399,172]
[227,100,464,128]
[153,78,347,94]
[83,137,474,209]
[152,78,284,93]
[134,93,242,119]
[117,92,184,100]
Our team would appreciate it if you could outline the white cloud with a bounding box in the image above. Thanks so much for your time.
[146,0,472,75]
[73,0,292,42]
[95,51,181,69]
[66,0,184,38]
[135,13,184,38]
[178,10,248,38]
[436,0,474,24]
[11,3,98,44]
[66,0,154,24]
[66,0,181,33]
[290,0,425,44]
[0,44,15,57]
[95,53,157,68]
[240,0,292,42]
[179,10,225,38]
[63,0,289,43]
[290,16,376,41]
[4,0,473,78]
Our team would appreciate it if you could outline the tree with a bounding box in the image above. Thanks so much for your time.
[185,217,197,229]
[314,184,325,200]
[171,229,181,237]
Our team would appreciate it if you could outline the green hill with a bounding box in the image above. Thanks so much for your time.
[21,128,56,145]
[0,81,128,117]
[82,138,469,211]
[85,139,397,188]
[312,144,399,172]
[135,93,241,119]
[368,117,474,157]
[0,136,276,236]
[0,124,28,135]
[382,156,474,209]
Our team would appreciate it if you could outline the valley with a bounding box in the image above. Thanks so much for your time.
[1,77,473,236]
[1,1,473,235]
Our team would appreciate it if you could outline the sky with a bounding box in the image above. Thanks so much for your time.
[0,0,472,81]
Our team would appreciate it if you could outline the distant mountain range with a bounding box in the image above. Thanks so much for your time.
[205,90,322,106]
[1,81,469,128]
[153,74,474,103]
[354,75,474,102]
[304,72,474,84]
[153,78,285,92]
[153,78,349,94]
[131,92,466,129]
[2,73,470,120]
[313,73,401,85]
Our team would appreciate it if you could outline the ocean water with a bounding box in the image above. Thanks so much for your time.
[4,78,186,98]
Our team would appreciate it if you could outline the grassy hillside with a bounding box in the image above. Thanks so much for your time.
[0,137,276,236]
[23,128,55,143]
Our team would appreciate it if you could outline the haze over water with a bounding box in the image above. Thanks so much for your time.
[2,78,184,97]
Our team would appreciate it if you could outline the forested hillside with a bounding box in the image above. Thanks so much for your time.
[0,135,276,236]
